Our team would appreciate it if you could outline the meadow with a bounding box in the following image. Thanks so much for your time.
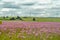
[0,21,60,40]
[0,17,60,22]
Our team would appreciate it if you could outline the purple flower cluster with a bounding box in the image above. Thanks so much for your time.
[0,21,60,39]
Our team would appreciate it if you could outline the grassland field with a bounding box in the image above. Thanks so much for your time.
[0,17,60,22]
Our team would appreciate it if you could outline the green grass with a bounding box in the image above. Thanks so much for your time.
[36,17,60,22]
[18,17,60,22]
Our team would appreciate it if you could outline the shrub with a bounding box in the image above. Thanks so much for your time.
[0,20,2,24]
[10,17,16,20]
[3,16,5,19]
[23,17,27,18]
[33,17,36,21]
[6,16,9,18]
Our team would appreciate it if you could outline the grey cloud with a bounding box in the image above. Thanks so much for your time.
[2,2,20,9]
[45,8,60,17]
[20,2,35,6]
[0,0,2,1]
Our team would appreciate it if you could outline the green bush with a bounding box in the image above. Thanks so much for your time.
[0,20,2,24]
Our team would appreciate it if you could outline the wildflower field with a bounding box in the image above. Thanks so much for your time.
[0,21,60,40]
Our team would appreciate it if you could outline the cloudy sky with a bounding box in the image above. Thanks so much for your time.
[0,0,60,17]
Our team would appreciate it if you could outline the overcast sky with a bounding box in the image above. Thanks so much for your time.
[0,0,60,17]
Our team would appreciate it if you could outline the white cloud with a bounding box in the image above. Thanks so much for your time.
[0,8,16,11]
[2,0,14,2]
[40,13,50,17]
[37,0,51,4]
[0,2,4,4]
[0,8,11,11]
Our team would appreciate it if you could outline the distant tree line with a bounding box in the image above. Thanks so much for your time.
[1,16,36,21]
